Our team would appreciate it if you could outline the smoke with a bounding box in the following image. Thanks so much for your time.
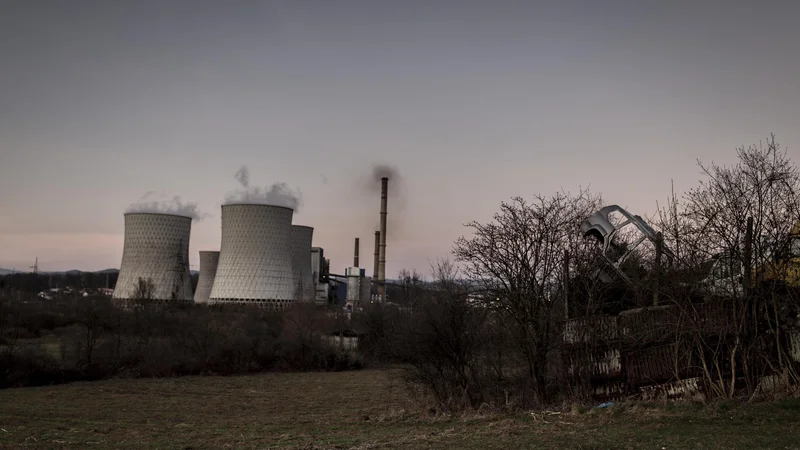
[372,164,400,182]
[365,164,404,196]
[224,165,302,211]
[126,193,208,221]
[361,163,407,236]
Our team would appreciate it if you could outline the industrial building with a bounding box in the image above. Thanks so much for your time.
[311,247,331,304]
[194,250,219,304]
[110,174,393,309]
[209,203,297,308]
[112,213,194,303]
[290,225,315,301]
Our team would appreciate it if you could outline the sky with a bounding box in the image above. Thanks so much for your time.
[1,0,799,276]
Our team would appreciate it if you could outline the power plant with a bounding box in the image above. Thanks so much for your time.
[109,170,395,309]
[290,225,315,301]
[113,213,194,303]
[209,204,296,308]
[194,250,219,304]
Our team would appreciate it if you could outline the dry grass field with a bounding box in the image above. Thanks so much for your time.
[0,368,799,449]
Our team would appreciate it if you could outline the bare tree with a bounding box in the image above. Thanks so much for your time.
[655,135,800,396]
[674,135,800,286]
[396,268,425,307]
[401,258,492,410]
[132,277,156,302]
[453,190,602,403]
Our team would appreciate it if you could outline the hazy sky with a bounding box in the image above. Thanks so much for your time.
[1,0,799,276]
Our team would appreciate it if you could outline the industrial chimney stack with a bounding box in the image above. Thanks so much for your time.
[353,237,360,267]
[373,231,380,279]
[377,177,388,301]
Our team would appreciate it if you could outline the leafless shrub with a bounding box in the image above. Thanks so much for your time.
[453,190,603,404]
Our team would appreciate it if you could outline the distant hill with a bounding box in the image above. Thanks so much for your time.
[0,268,120,276]
[0,268,202,276]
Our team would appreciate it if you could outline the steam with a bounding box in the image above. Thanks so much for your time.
[127,192,208,221]
[234,166,249,187]
[224,165,302,211]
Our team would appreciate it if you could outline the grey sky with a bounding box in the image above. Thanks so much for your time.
[1,0,799,275]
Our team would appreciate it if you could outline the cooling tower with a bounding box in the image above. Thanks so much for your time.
[209,204,296,307]
[290,225,314,301]
[194,251,219,304]
[113,213,194,303]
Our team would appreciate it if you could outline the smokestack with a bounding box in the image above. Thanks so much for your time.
[354,237,360,267]
[373,231,380,279]
[378,177,388,300]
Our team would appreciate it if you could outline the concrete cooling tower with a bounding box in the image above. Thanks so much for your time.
[209,204,296,308]
[113,213,194,303]
[193,251,220,304]
[290,225,314,301]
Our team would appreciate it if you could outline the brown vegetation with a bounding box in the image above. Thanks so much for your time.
[0,297,361,389]
[0,369,798,449]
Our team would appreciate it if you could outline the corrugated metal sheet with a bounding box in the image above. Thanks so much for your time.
[593,381,626,400]
[564,315,618,346]
[788,330,800,363]
[624,344,698,384]
[756,373,789,394]
[640,377,702,400]
[618,306,679,347]
[567,348,623,379]
[682,301,734,335]
[594,349,622,378]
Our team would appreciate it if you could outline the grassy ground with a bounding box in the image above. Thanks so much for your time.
[0,368,798,449]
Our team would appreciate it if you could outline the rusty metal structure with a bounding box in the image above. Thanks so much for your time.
[565,204,800,401]
[581,205,675,285]
[562,303,732,401]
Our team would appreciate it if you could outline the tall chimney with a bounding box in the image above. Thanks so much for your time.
[353,237,360,267]
[378,177,388,300]
[373,231,380,279]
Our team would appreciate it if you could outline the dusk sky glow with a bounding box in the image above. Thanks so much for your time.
[1,0,799,276]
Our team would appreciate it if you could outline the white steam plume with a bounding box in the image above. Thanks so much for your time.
[126,193,209,221]
[224,165,302,211]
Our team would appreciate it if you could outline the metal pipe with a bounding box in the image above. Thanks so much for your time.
[378,177,388,300]
[354,237,360,267]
